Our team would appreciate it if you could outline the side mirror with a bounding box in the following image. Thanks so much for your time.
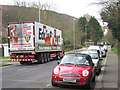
[57,60,60,65]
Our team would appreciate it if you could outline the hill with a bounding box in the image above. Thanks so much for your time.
[1,5,76,43]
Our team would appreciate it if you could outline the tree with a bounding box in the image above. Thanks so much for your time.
[2,37,8,43]
[75,17,88,46]
[102,30,114,44]
[100,0,119,41]
[89,16,103,44]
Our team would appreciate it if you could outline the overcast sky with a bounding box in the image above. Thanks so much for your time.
[0,0,104,25]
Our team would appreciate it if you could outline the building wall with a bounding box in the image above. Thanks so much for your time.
[0,44,10,57]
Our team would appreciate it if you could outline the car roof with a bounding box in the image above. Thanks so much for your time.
[88,45,100,48]
[80,51,88,54]
[87,51,98,53]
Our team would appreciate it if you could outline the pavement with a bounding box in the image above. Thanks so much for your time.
[95,46,118,89]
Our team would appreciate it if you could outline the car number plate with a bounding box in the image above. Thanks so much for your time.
[63,78,76,83]
[20,55,24,58]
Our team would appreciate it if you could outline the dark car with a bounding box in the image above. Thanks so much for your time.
[52,53,96,89]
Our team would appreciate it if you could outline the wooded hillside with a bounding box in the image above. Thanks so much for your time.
[1,5,75,43]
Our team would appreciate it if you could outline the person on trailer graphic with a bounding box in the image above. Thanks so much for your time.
[10,25,18,43]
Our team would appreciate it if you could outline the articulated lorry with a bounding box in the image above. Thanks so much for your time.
[8,21,64,64]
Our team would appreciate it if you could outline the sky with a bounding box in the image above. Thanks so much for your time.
[0,0,104,26]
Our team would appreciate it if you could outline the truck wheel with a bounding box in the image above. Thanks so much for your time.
[20,61,25,65]
[57,53,60,60]
[44,53,48,63]
[38,54,44,64]
[47,53,50,62]
[54,52,60,60]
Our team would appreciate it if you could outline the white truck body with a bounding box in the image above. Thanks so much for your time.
[8,21,64,64]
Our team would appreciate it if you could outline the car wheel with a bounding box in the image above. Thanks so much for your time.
[92,71,96,82]
[51,77,57,87]
[86,75,92,89]
[97,68,101,75]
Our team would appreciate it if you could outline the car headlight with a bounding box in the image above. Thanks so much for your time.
[83,70,89,77]
[54,67,59,74]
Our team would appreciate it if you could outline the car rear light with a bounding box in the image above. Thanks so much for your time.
[104,49,105,51]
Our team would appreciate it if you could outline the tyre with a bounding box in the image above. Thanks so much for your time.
[20,61,25,65]
[38,54,44,64]
[47,53,50,62]
[51,77,57,87]
[44,53,48,63]
[96,68,101,75]
[57,53,61,60]
[92,71,96,82]
[86,75,92,89]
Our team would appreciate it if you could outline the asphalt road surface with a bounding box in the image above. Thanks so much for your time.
[1,47,119,89]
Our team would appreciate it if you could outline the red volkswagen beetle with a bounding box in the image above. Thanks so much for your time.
[52,53,96,88]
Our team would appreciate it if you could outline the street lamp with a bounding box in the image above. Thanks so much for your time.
[73,18,76,51]
[39,0,41,23]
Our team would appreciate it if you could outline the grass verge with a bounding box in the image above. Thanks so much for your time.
[0,56,10,59]
[0,63,7,66]
[111,47,120,56]
[2,60,19,62]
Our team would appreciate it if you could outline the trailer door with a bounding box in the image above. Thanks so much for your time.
[8,22,35,52]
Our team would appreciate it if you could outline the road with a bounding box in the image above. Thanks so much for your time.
[1,46,119,89]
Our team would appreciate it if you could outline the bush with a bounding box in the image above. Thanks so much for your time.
[111,47,120,56]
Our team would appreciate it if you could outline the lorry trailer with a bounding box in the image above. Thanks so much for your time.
[8,21,64,64]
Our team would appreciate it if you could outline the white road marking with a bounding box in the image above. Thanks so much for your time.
[46,84,51,87]
[17,68,26,71]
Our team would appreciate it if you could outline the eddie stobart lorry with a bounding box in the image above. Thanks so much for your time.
[8,21,64,64]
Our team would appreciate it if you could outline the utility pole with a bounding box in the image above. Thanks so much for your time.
[39,0,40,23]
[73,18,76,51]
[85,25,87,43]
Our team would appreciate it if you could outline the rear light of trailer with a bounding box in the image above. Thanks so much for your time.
[29,55,34,59]
[24,56,28,58]
[10,56,15,59]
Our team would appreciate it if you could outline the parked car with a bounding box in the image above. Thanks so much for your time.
[81,51,102,75]
[102,45,108,53]
[101,47,106,57]
[87,45,102,58]
[87,51,102,75]
[52,53,96,88]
